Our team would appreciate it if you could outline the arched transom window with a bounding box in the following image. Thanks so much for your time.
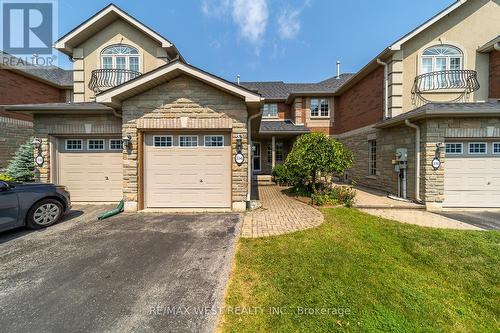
[421,45,463,74]
[101,44,140,72]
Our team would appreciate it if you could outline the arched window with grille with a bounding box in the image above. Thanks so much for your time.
[420,45,464,89]
[421,45,463,74]
[101,44,140,72]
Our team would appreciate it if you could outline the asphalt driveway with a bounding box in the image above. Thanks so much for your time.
[435,211,500,230]
[0,206,241,333]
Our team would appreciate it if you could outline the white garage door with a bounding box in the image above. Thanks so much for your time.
[144,133,231,208]
[444,141,500,208]
[58,137,123,202]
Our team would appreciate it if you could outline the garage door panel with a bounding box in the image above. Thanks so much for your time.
[145,134,231,208]
[444,152,500,208]
[58,138,123,202]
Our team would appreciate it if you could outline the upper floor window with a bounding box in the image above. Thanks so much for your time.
[310,99,329,118]
[262,104,278,118]
[421,45,463,74]
[101,44,140,72]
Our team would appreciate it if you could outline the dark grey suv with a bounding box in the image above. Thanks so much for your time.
[0,181,71,232]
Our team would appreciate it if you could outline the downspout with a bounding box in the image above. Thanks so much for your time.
[494,42,500,51]
[404,119,422,202]
[247,109,263,202]
[112,108,122,118]
[376,58,389,119]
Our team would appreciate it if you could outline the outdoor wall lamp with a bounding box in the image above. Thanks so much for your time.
[31,137,44,166]
[122,134,132,150]
[236,134,243,151]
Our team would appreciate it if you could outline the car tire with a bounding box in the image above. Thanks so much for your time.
[26,199,63,229]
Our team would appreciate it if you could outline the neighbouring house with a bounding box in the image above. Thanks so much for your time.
[0,53,73,168]
[6,0,500,212]
[329,0,500,210]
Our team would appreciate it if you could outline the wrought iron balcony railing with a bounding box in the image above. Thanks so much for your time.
[411,69,480,104]
[89,69,142,94]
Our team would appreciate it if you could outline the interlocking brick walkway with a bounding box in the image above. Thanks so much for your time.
[242,185,324,238]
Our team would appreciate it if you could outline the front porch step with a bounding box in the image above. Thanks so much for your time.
[253,175,275,186]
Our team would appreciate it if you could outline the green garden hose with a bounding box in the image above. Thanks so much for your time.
[97,199,124,220]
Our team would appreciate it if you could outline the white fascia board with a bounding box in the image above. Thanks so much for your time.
[55,5,172,51]
[96,62,262,104]
[389,0,467,50]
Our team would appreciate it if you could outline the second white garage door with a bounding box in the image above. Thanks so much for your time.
[444,141,500,208]
[144,133,231,208]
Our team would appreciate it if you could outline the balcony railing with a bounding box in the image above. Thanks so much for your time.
[411,69,480,104]
[89,69,142,94]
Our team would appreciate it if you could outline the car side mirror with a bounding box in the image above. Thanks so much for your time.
[0,181,10,191]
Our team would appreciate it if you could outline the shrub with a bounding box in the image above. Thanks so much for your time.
[310,186,357,207]
[284,132,353,194]
[0,173,14,182]
[272,164,293,185]
[5,141,35,182]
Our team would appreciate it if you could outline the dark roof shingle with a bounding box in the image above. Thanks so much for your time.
[0,52,73,87]
[259,120,310,133]
[241,73,355,100]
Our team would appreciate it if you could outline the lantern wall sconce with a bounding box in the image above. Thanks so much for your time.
[122,134,132,150]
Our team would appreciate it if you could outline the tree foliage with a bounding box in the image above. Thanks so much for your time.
[284,132,353,193]
[5,140,35,182]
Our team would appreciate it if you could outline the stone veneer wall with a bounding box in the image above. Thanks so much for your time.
[336,116,500,209]
[336,125,417,200]
[121,75,249,212]
[32,114,122,182]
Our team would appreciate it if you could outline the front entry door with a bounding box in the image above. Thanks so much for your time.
[253,143,261,172]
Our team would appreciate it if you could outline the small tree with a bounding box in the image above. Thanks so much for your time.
[284,132,353,194]
[5,140,35,182]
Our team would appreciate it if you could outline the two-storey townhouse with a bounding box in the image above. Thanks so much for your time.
[6,1,499,213]
[330,0,500,210]
[0,52,72,168]
[7,4,262,212]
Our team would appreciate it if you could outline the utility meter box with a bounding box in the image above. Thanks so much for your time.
[395,148,408,162]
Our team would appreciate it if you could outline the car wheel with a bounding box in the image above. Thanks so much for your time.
[26,199,63,229]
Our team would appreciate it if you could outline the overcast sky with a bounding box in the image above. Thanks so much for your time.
[57,0,455,83]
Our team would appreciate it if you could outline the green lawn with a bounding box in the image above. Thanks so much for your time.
[219,208,499,333]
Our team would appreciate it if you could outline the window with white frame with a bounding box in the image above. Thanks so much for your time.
[421,45,463,73]
[310,98,329,117]
[493,143,500,154]
[66,139,82,151]
[204,135,224,147]
[368,140,377,176]
[468,142,487,154]
[267,144,272,163]
[445,143,463,154]
[179,136,198,147]
[101,44,140,72]
[109,139,123,150]
[276,142,284,162]
[421,45,463,89]
[88,139,105,150]
[154,136,173,147]
[262,104,278,118]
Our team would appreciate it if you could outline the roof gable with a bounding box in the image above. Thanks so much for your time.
[55,4,181,59]
[95,60,262,107]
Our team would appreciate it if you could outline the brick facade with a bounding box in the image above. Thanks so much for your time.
[489,51,500,99]
[121,75,249,212]
[0,68,68,169]
[331,66,384,134]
